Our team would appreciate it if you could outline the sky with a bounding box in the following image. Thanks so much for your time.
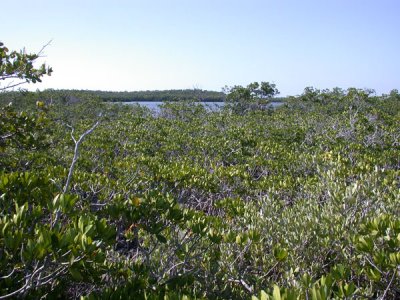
[2,0,400,96]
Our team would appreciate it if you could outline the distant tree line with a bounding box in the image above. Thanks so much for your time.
[0,89,228,103]
[91,89,227,102]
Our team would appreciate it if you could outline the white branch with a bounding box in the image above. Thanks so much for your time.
[64,121,99,194]
[52,121,100,228]
[0,268,15,280]
[380,270,397,300]
[0,281,30,299]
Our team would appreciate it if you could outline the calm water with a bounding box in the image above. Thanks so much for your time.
[121,101,283,112]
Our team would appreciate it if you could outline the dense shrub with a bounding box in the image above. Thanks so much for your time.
[0,88,399,299]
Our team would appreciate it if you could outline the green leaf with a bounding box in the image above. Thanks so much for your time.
[51,232,59,250]
[156,234,167,243]
[356,236,374,252]
[273,246,288,261]
[69,267,84,281]
[343,282,356,297]
[272,285,281,300]
[260,290,269,300]
[366,267,381,281]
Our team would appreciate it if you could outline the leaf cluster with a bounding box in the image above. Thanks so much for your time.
[0,42,52,91]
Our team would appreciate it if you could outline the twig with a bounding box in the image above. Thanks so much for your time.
[0,263,44,299]
[52,121,99,228]
[37,40,53,57]
[0,81,27,91]
[0,281,30,299]
[365,256,383,275]
[63,121,99,193]
[227,278,253,293]
[380,270,396,300]
[0,268,15,280]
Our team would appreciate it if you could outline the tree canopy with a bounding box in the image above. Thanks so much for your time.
[224,81,280,113]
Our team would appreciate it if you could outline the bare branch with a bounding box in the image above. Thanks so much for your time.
[380,270,397,300]
[227,278,253,294]
[52,121,100,228]
[36,40,53,57]
[0,268,15,280]
[63,121,100,193]
[0,282,30,299]
[0,81,28,91]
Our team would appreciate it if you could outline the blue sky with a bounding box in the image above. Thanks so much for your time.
[2,0,399,95]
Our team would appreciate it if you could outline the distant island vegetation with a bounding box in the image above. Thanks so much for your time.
[0,88,287,104]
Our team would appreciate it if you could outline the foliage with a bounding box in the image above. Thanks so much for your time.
[57,89,226,103]
[0,42,52,91]
[0,84,399,299]
[224,82,280,113]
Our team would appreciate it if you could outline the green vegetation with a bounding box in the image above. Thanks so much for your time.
[0,88,287,105]
[0,89,226,106]
[0,43,399,299]
[0,41,52,91]
[224,82,280,113]
[71,89,226,103]
[96,89,226,102]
